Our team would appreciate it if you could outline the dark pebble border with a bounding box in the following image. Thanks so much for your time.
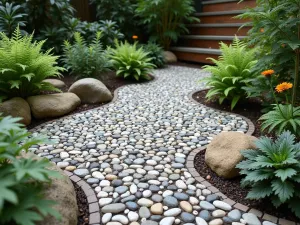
[187,90,299,225]
[63,170,101,225]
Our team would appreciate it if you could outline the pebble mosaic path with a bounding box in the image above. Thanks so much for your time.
[31,66,276,225]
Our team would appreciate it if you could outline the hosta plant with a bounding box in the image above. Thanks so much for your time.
[108,41,155,81]
[202,37,258,110]
[63,32,110,79]
[0,115,61,225]
[237,131,300,218]
[0,27,63,101]
[140,42,165,68]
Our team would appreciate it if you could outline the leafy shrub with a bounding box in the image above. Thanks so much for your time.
[108,41,155,81]
[63,32,110,79]
[0,116,61,225]
[97,20,124,47]
[140,42,165,68]
[202,37,258,110]
[0,27,63,100]
[237,131,300,218]
[0,2,27,36]
[136,0,199,49]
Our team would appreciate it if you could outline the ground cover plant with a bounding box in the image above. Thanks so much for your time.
[139,42,165,68]
[0,27,63,101]
[0,115,61,225]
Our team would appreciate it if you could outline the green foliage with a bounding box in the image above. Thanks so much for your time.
[139,42,165,68]
[63,32,110,79]
[0,2,26,36]
[90,0,138,39]
[259,104,300,135]
[0,115,61,225]
[237,131,300,218]
[0,27,64,100]
[108,41,155,81]
[97,20,124,47]
[202,37,258,110]
[237,0,300,100]
[136,0,199,49]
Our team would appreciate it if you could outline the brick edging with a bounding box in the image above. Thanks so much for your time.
[186,90,298,225]
[63,170,100,225]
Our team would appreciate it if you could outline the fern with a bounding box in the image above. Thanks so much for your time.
[237,131,300,218]
[0,27,64,100]
[202,37,258,110]
[62,31,110,79]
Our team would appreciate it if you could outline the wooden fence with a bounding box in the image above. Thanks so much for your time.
[70,0,96,21]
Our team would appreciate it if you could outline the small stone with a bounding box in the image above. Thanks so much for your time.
[101,203,126,213]
[200,201,215,210]
[138,198,154,207]
[180,201,192,213]
[102,213,112,224]
[126,201,138,211]
[213,200,232,211]
[181,212,195,223]
[159,217,175,225]
[228,209,242,222]
[164,208,181,217]
[199,210,211,221]
[139,206,151,219]
[175,180,187,189]
[242,213,261,225]
[74,169,89,177]
[196,217,208,225]
[212,209,226,217]
[128,211,139,222]
[111,215,129,224]
[163,196,178,207]
[99,198,113,207]
[209,218,223,225]
[150,203,163,215]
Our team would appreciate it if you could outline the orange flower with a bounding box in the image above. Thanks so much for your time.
[261,69,275,77]
[275,82,293,93]
[132,35,138,39]
[260,28,264,33]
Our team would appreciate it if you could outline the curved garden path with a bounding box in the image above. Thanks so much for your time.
[30,66,263,225]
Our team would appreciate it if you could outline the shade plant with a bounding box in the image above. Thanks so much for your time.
[0,115,61,225]
[202,37,258,110]
[236,131,300,218]
[108,41,155,81]
[0,27,63,101]
[139,42,165,68]
[135,0,199,49]
[63,31,110,79]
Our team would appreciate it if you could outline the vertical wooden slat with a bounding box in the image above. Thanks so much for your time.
[70,0,96,22]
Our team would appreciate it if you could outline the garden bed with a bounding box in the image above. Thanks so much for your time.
[73,181,89,225]
[27,71,154,129]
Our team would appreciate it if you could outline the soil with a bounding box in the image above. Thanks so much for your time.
[72,181,89,225]
[27,71,153,130]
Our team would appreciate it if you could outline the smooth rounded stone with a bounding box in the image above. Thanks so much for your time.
[175,180,187,189]
[150,215,162,221]
[213,200,232,211]
[262,222,277,225]
[116,186,129,194]
[139,206,151,219]
[121,195,136,203]
[74,169,89,177]
[200,201,215,210]
[100,180,110,187]
[149,185,160,192]
[169,174,180,180]
[99,198,113,207]
[196,217,208,225]
[138,198,154,207]
[130,184,138,194]
[57,161,69,168]
[242,213,261,225]
[107,222,122,225]
[167,185,178,191]
[150,203,163,215]
[228,209,242,221]
[112,215,129,224]
[92,171,105,180]
[181,212,195,223]
[159,217,175,225]
[189,196,199,205]
[172,163,184,168]
[208,218,223,225]
[223,216,233,223]
[123,176,134,182]
[133,158,145,164]
[174,192,189,201]
[141,220,158,225]
[163,196,179,207]
[98,191,109,198]
[163,190,173,197]
[128,211,139,222]
[143,190,152,198]
[164,208,181,217]
[126,202,138,211]
[112,179,123,187]
[206,194,219,203]
[151,194,163,202]
[102,213,112,224]
[101,203,126,213]
[199,210,211,221]
[87,178,99,184]
[60,152,69,159]
[232,223,245,225]
[180,201,192,213]
[65,166,76,171]
[212,209,226,217]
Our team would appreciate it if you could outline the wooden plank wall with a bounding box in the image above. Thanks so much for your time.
[70,0,96,21]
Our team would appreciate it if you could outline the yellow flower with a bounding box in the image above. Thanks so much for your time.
[132,35,138,39]
[275,82,293,93]
[261,69,275,77]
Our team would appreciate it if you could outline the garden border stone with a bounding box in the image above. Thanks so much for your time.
[186,89,299,225]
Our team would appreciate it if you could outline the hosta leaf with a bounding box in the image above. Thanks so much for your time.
[275,168,297,181]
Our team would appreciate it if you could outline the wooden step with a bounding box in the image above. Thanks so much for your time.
[187,23,251,36]
[178,35,246,49]
[171,47,220,64]
[202,0,256,12]
[195,10,250,24]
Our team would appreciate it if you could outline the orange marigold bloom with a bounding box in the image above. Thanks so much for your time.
[261,69,275,77]
[132,35,138,39]
[275,82,293,93]
[260,28,264,33]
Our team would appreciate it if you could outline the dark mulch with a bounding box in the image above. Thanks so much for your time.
[72,181,89,225]
[194,151,298,222]
[27,71,153,130]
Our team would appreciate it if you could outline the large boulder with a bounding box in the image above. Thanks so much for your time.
[0,97,31,125]
[205,132,257,179]
[27,93,81,119]
[163,51,177,63]
[43,79,66,89]
[68,78,113,104]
